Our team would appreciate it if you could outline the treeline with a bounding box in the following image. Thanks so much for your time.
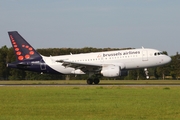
[0,45,180,80]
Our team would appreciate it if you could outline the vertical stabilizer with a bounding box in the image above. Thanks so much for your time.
[8,31,41,61]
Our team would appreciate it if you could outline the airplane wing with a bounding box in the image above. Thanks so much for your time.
[56,60,102,73]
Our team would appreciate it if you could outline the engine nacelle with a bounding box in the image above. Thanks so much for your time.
[101,65,128,77]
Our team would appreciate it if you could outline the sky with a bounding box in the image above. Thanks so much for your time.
[0,0,180,55]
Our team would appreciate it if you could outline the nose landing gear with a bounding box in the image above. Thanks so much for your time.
[144,68,149,79]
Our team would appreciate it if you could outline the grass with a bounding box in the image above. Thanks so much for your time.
[0,86,180,120]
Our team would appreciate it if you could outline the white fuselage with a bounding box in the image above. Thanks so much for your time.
[41,48,171,74]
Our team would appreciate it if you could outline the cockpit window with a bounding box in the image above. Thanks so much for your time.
[160,52,164,55]
[154,52,164,56]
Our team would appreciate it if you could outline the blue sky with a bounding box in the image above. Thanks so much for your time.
[1,0,180,55]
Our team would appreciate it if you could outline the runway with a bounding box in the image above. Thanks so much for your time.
[1,80,180,87]
[1,84,180,87]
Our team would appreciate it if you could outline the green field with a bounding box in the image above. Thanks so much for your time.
[0,84,180,120]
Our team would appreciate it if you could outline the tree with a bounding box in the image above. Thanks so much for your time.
[0,46,177,80]
[0,46,9,80]
[170,53,180,80]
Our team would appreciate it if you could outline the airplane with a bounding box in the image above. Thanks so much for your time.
[7,31,171,84]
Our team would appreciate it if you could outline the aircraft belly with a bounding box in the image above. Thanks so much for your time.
[124,58,148,69]
[46,63,73,74]
[125,57,162,69]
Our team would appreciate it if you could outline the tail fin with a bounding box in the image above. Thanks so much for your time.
[8,31,42,61]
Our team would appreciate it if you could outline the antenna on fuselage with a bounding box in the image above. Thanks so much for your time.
[142,46,144,49]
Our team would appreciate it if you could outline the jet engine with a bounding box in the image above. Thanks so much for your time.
[101,65,128,77]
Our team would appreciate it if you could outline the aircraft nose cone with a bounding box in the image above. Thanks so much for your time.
[166,56,171,63]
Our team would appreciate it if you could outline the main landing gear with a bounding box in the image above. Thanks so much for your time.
[87,78,100,85]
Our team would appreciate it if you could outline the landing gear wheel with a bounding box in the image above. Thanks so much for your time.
[94,78,100,84]
[87,78,93,84]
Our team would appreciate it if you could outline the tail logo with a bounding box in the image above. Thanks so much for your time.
[10,35,35,61]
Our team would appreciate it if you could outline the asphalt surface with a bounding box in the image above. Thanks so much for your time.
[0,84,180,87]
